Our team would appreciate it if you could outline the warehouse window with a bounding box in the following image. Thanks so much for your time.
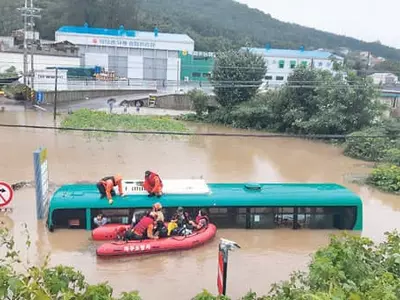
[192,72,201,77]
[276,76,284,81]
[278,60,285,68]
[290,61,296,69]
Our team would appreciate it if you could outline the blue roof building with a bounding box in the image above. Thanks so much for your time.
[55,24,195,81]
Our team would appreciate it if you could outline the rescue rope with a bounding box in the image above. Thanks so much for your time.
[0,123,398,139]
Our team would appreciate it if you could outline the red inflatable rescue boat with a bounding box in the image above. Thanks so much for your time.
[92,224,131,241]
[96,223,217,257]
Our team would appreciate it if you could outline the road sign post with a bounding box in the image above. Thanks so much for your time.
[36,91,44,104]
[0,181,14,212]
[217,238,241,296]
[33,147,49,220]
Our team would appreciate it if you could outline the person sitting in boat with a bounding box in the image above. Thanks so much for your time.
[124,211,159,241]
[152,202,164,222]
[96,174,125,205]
[189,209,209,230]
[143,171,163,197]
[93,214,108,227]
[169,207,192,236]
[152,202,168,238]
[171,207,191,227]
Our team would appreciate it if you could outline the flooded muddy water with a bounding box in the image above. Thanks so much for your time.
[0,111,399,299]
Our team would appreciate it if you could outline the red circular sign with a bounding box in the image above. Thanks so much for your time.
[0,181,14,207]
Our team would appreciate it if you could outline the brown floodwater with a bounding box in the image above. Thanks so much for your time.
[0,110,399,299]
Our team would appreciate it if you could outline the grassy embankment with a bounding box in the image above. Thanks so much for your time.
[60,109,188,137]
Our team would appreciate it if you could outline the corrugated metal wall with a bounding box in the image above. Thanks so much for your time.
[80,45,176,80]
[109,56,128,77]
[143,58,167,81]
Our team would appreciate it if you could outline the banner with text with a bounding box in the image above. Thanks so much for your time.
[33,147,49,220]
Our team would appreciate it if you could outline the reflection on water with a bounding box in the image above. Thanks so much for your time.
[1,111,400,299]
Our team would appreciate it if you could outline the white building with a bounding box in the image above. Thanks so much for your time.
[55,25,195,83]
[369,73,398,85]
[242,47,344,87]
[0,51,80,74]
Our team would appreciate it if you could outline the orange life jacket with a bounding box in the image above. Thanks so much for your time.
[145,172,163,187]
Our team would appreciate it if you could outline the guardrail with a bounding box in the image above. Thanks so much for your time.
[33,79,158,91]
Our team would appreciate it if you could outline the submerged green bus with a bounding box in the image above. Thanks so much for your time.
[46,180,363,231]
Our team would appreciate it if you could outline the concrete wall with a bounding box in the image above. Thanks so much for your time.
[43,89,156,104]
[150,93,218,110]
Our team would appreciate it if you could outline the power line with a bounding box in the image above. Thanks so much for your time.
[0,123,398,139]
[0,58,399,75]
[16,81,386,90]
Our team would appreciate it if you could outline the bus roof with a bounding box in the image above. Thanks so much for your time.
[48,182,362,211]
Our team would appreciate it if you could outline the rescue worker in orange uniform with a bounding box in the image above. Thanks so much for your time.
[96,174,125,205]
[123,211,158,241]
[143,171,163,197]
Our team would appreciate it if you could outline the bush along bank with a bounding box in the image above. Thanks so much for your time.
[182,52,398,193]
[343,119,400,194]
[4,226,400,299]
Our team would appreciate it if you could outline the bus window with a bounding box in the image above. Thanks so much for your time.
[298,207,357,230]
[52,209,86,229]
[273,207,294,229]
[250,207,275,229]
[91,208,131,229]
[207,207,237,228]
[235,207,248,228]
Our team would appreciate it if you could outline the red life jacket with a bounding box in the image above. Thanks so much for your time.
[195,215,209,226]
[133,216,154,236]
[146,172,163,186]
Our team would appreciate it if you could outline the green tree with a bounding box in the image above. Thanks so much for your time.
[187,89,209,116]
[211,49,266,108]
[267,67,382,134]
[0,225,142,299]
[373,60,400,78]
[0,66,18,78]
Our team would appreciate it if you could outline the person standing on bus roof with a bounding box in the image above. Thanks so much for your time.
[96,174,125,205]
[143,171,163,197]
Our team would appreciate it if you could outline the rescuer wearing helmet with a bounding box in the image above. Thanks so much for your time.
[123,211,159,241]
[96,174,125,205]
[143,171,163,197]
[152,202,168,238]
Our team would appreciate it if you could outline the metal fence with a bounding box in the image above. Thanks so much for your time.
[32,78,215,95]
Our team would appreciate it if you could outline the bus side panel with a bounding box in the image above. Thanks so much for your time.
[86,209,91,230]
[354,204,363,230]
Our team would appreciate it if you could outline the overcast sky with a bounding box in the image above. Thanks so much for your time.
[237,0,400,49]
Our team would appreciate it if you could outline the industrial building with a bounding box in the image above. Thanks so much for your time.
[55,25,195,83]
[180,51,214,82]
[242,47,344,87]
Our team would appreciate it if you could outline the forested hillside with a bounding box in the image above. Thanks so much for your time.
[1,0,400,60]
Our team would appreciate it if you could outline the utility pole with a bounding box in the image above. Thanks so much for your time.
[18,0,41,90]
[54,67,58,121]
